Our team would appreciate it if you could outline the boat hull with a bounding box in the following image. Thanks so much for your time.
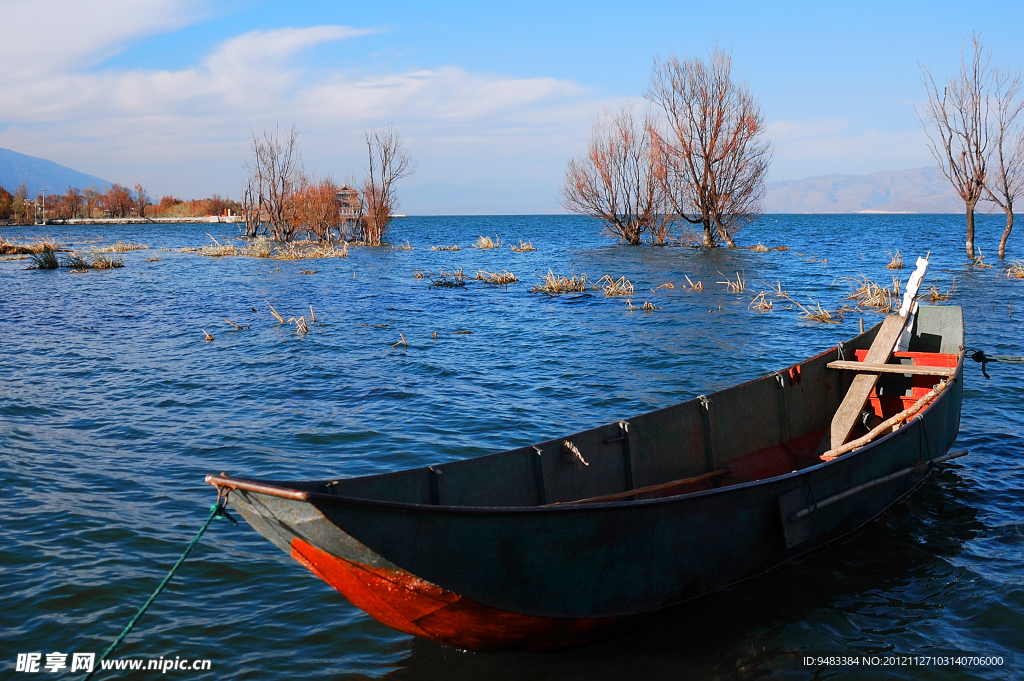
[213,307,965,651]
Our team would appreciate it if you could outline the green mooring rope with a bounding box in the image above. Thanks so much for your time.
[82,500,236,681]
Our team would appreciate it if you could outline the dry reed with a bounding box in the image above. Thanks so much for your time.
[202,329,214,341]
[267,303,286,324]
[1007,260,1024,279]
[394,240,414,250]
[1,239,64,255]
[90,252,125,269]
[298,269,317,275]
[97,241,149,253]
[430,244,460,251]
[285,315,309,334]
[430,267,466,288]
[684,275,704,291]
[62,253,91,270]
[304,243,348,258]
[510,240,537,252]
[749,291,773,311]
[242,236,272,258]
[626,299,659,311]
[654,283,675,290]
[594,275,634,296]
[473,235,502,249]
[531,269,589,294]
[474,269,519,285]
[840,275,901,313]
[926,277,956,301]
[886,250,904,269]
[717,271,746,293]
[971,247,993,268]
[392,333,408,348]
[144,257,161,262]
[413,269,431,279]
[749,243,770,253]
[796,299,843,324]
[198,236,238,257]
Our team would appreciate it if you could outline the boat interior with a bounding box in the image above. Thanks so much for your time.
[284,306,964,508]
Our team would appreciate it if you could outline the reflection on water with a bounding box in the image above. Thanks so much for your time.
[1,214,1021,679]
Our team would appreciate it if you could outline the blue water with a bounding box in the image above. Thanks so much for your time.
[1,215,1021,680]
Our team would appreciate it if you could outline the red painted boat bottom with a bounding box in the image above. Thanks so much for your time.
[290,537,628,651]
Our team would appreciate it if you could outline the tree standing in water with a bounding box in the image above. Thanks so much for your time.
[359,126,415,246]
[984,65,1024,259]
[918,34,991,260]
[647,46,771,248]
[561,105,667,245]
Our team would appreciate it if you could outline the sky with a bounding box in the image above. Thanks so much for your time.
[1,0,1022,213]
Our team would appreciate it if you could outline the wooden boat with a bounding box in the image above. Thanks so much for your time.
[206,305,966,652]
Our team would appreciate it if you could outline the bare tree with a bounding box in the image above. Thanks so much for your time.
[359,126,415,245]
[134,183,150,219]
[918,34,992,259]
[561,105,666,245]
[647,47,771,248]
[244,125,302,241]
[984,66,1024,258]
[293,176,341,242]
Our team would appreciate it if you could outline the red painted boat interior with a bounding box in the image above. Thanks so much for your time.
[853,349,958,420]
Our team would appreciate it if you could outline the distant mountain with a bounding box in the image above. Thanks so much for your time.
[0,147,111,196]
[764,166,968,214]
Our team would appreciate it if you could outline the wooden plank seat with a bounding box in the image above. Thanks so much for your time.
[826,360,955,376]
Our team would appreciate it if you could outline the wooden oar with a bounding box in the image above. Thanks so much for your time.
[821,379,950,461]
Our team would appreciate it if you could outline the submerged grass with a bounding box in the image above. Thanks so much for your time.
[593,275,634,296]
[429,267,466,288]
[27,249,59,270]
[473,235,501,249]
[840,275,900,313]
[430,244,460,251]
[474,269,518,286]
[90,252,125,269]
[717,271,746,293]
[97,241,148,253]
[926,277,957,301]
[510,240,537,252]
[749,291,773,311]
[796,299,844,324]
[1,239,65,255]
[198,236,238,257]
[531,269,589,294]
[242,236,272,258]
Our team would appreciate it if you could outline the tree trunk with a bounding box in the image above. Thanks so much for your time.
[702,219,714,247]
[715,216,737,247]
[998,206,1013,259]
[965,201,977,259]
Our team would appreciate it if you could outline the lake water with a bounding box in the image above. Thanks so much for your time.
[1,214,1021,680]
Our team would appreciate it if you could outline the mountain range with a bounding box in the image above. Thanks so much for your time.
[0,147,111,196]
[763,166,968,214]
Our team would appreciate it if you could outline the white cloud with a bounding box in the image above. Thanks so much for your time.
[0,0,205,78]
[0,20,605,207]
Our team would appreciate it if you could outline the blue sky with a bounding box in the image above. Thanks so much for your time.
[1,0,1022,212]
